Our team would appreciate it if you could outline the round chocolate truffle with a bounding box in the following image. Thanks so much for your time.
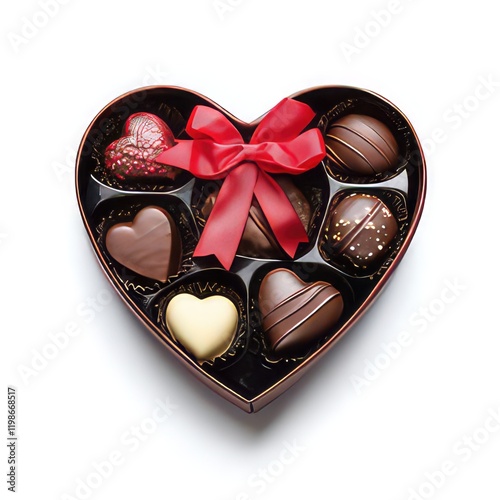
[201,175,312,259]
[325,114,399,176]
[324,193,398,270]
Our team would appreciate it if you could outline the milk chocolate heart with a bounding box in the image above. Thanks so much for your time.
[258,269,344,357]
[76,86,426,412]
[105,206,182,282]
[166,294,238,362]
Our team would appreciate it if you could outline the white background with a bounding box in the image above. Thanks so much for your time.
[2,1,500,499]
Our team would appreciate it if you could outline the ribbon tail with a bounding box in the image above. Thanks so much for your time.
[254,172,309,258]
[194,163,258,269]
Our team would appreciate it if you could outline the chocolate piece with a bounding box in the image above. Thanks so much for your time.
[201,175,311,259]
[105,112,181,181]
[325,193,398,269]
[259,268,343,357]
[105,206,182,282]
[166,294,238,362]
[325,114,398,176]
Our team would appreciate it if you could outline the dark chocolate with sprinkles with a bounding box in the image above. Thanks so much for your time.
[324,193,398,269]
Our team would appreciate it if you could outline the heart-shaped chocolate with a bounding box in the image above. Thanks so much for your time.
[105,206,182,283]
[76,86,426,412]
[258,269,344,357]
[166,294,238,362]
[104,112,180,182]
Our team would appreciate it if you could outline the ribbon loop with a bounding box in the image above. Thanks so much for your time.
[186,106,242,144]
[156,98,325,269]
[251,98,316,143]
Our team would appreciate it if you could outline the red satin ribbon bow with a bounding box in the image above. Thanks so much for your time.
[156,98,325,270]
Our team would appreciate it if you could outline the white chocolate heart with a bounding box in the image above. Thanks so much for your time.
[165,294,238,362]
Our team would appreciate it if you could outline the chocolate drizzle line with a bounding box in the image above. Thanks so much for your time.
[327,134,377,174]
[325,132,378,174]
[325,142,353,173]
[362,120,398,157]
[331,199,384,254]
[265,284,342,348]
[332,122,394,167]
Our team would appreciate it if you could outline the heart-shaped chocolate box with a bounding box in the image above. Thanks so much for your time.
[76,86,426,412]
